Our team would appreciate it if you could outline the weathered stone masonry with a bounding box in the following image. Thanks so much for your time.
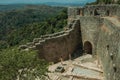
[97,18,120,80]
[36,20,81,62]
[21,20,82,63]
[67,5,120,80]
[21,4,120,80]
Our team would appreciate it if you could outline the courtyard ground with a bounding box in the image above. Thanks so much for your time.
[47,54,104,80]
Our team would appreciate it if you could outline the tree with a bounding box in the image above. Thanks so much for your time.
[0,47,48,80]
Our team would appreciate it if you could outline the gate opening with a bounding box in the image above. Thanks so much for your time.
[84,41,92,54]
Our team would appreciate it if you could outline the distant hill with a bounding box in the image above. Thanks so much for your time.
[42,2,85,7]
[0,5,67,49]
[0,0,96,7]
[0,4,26,11]
[42,0,96,7]
[0,0,97,8]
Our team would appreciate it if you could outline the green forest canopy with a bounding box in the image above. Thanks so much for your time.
[0,5,67,49]
[0,47,49,80]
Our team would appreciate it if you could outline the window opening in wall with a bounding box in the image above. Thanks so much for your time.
[106,10,110,16]
[107,45,109,50]
[94,9,99,16]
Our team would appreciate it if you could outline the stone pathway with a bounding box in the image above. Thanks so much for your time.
[47,54,104,80]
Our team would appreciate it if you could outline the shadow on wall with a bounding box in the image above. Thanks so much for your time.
[71,23,84,59]
[94,9,100,16]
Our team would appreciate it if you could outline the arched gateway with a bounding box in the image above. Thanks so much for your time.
[84,41,92,54]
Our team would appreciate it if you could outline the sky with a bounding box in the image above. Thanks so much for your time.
[0,0,96,4]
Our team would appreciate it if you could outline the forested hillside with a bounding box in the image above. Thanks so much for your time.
[0,5,67,80]
[0,5,67,49]
[0,47,49,80]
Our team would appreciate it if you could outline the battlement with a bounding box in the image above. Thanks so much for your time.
[68,4,120,22]
[20,19,77,50]
[20,19,82,62]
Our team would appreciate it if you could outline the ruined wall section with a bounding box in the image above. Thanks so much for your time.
[23,20,81,62]
[79,16,103,55]
[68,5,120,23]
[84,5,119,17]
[97,18,120,80]
[68,7,83,24]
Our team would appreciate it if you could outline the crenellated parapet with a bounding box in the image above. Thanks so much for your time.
[68,4,120,21]
[19,19,82,62]
[20,20,75,50]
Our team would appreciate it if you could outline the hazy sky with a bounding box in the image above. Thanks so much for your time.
[0,0,96,4]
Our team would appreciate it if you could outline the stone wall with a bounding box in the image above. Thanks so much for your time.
[79,16,103,55]
[68,5,120,18]
[22,20,82,62]
[79,15,120,80]
[78,12,120,80]
[68,7,80,24]
[84,5,119,17]
[97,18,120,80]
[39,20,81,62]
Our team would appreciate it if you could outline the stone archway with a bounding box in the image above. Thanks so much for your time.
[84,41,92,54]
[94,9,99,16]
[106,10,110,16]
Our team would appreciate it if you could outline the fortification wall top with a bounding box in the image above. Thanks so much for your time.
[68,4,120,20]
[19,19,79,50]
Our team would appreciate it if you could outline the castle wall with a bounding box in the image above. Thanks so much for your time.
[30,20,81,62]
[79,16,120,80]
[68,5,120,18]
[79,16,103,55]
[84,5,119,17]
[68,7,80,24]
[97,18,120,80]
